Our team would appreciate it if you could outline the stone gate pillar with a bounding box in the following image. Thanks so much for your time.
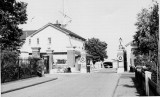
[31,47,41,58]
[67,47,75,68]
[46,49,54,74]
[80,50,87,73]
[117,38,125,73]
[117,49,125,73]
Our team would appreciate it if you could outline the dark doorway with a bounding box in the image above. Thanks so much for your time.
[43,55,49,74]
[86,58,90,73]
[103,62,113,68]
[124,51,127,71]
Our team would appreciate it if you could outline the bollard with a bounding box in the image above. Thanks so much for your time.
[145,71,152,96]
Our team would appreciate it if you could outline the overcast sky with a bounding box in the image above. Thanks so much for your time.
[19,0,152,59]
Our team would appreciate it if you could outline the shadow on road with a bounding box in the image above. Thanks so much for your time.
[121,73,146,96]
[131,77,146,96]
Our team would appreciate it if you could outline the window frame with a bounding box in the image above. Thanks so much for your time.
[37,38,39,45]
[48,37,51,44]
[29,38,31,45]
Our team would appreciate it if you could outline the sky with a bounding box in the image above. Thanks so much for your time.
[19,0,152,59]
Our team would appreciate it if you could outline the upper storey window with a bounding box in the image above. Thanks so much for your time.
[37,38,39,44]
[29,39,31,45]
[48,37,51,44]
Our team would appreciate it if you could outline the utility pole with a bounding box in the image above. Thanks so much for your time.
[158,20,160,92]
[0,35,2,84]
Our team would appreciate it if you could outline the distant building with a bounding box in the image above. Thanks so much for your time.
[125,41,137,70]
[20,23,86,73]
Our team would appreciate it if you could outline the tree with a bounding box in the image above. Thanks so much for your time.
[133,0,159,86]
[0,0,28,51]
[85,38,108,63]
[133,1,159,63]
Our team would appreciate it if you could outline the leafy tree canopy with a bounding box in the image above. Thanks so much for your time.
[0,0,28,51]
[133,1,159,63]
[85,38,108,62]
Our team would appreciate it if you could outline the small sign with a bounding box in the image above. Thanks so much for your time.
[80,56,86,63]
[118,56,123,61]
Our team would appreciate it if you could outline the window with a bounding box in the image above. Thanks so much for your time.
[37,38,39,44]
[48,37,51,44]
[29,39,31,45]
[56,59,67,64]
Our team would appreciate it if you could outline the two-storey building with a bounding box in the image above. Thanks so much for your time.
[20,23,86,73]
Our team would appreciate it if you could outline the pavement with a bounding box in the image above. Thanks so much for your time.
[1,75,57,94]
[113,72,145,97]
[1,69,145,97]
[1,68,98,95]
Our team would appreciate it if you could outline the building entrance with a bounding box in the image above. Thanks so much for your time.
[43,55,49,74]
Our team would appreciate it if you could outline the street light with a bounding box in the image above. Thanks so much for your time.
[0,35,2,84]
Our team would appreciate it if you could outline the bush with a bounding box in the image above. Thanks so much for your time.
[1,50,19,82]
[1,53,42,83]
[36,59,45,77]
[28,57,40,75]
[149,61,157,83]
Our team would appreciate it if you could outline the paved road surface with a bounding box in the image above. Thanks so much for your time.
[2,69,119,97]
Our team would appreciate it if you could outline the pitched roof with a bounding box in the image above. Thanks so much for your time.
[53,24,86,41]
[21,30,37,40]
[23,23,86,41]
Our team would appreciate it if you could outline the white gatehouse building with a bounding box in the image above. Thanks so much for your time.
[20,23,87,73]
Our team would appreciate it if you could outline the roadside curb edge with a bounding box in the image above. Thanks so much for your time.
[111,74,121,97]
[1,78,58,94]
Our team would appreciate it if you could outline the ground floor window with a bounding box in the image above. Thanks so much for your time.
[56,59,67,64]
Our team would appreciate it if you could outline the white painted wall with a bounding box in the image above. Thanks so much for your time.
[20,38,32,53]
[70,37,84,51]
[19,52,30,59]
[126,45,131,71]
[30,26,70,52]
[20,25,84,58]
[125,45,137,71]
[130,47,136,67]
[113,60,118,68]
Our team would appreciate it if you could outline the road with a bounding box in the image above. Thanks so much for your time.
[2,68,119,97]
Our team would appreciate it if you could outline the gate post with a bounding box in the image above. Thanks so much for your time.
[145,71,152,96]
[67,47,75,71]
[46,49,54,74]
[31,47,41,58]
[117,38,127,73]
[80,50,87,73]
[117,49,125,73]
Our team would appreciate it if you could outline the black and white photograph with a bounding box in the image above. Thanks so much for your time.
[0,0,160,97]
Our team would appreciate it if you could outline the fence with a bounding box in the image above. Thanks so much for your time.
[135,69,160,96]
[1,58,39,83]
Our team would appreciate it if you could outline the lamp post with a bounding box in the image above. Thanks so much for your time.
[0,35,2,84]
[0,35,2,65]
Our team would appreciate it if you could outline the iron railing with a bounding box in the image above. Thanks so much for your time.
[1,58,39,83]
